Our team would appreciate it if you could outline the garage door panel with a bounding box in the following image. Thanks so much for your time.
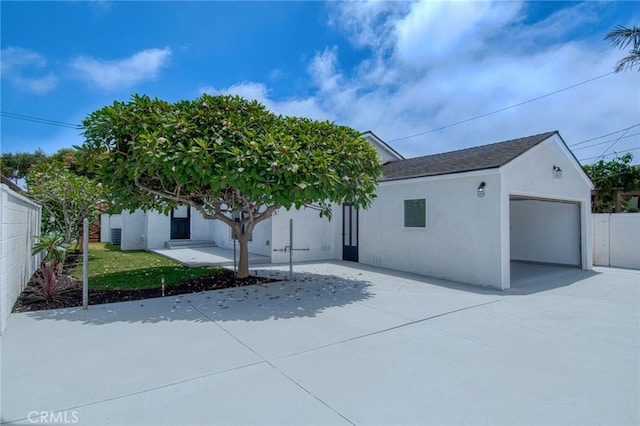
[510,199,581,266]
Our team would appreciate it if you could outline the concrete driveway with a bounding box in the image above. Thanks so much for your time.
[1,262,638,426]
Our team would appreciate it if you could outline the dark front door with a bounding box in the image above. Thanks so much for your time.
[342,204,359,262]
[171,205,190,239]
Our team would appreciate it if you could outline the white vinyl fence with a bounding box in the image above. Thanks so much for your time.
[592,213,640,270]
[1,180,42,335]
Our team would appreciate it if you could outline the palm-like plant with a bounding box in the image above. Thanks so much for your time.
[33,260,62,301]
[31,232,70,302]
[604,25,640,72]
[32,231,70,264]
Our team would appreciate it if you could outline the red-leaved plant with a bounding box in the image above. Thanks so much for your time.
[33,260,61,301]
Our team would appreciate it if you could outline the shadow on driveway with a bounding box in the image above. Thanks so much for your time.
[21,271,373,325]
[508,262,601,295]
[18,261,605,328]
[303,260,601,297]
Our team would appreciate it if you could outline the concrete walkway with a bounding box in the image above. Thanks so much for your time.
[151,246,271,267]
[1,262,638,425]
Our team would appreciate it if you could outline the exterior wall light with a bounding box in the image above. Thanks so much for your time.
[553,165,563,179]
[477,181,486,197]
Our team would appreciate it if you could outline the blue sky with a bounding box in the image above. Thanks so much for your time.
[1,1,639,165]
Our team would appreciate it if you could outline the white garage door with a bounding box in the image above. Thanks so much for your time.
[510,198,581,267]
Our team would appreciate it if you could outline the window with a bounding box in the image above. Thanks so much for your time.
[404,198,426,228]
[172,205,189,218]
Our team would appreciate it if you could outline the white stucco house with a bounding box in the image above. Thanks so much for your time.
[101,130,593,290]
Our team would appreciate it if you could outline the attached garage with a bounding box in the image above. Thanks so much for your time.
[360,130,594,290]
[510,197,582,267]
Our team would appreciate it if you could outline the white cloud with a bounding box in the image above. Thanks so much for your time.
[197,0,639,163]
[1,46,45,73]
[328,1,409,53]
[200,81,329,121]
[395,0,523,65]
[1,47,57,94]
[20,74,58,94]
[515,1,601,49]
[200,81,271,106]
[326,1,639,161]
[70,47,172,90]
[268,68,286,81]
[308,47,343,92]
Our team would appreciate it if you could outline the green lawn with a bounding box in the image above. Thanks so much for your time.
[71,243,219,290]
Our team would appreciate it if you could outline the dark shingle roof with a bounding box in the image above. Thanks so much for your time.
[382,131,558,181]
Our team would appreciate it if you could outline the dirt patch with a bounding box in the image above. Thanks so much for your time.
[13,255,278,313]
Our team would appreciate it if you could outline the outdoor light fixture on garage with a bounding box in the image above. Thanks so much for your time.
[477,181,486,197]
[553,165,563,179]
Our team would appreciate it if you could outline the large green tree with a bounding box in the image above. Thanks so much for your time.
[81,94,382,278]
[26,161,106,246]
[605,25,640,72]
[1,148,92,183]
[583,154,640,212]
[49,148,95,177]
[1,149,47,182]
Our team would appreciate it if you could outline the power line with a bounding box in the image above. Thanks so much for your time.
[388,72,616,143]
[0,111,81,129]
[569,123,640,147]
[593,126,634,163]
[578,146,640,163]
[571,132,640,151]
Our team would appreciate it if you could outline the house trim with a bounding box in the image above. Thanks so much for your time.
[551,133,594,190]
[362,130,404,161]
[378,168,501,187]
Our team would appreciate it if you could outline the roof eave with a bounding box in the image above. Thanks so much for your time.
[361,130,405,160]
[381,165,502,182]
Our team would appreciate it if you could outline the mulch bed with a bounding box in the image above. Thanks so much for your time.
[13,254,278,313]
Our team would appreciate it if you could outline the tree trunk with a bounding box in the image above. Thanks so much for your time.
[75,230,84,253]
[236,234,251,279]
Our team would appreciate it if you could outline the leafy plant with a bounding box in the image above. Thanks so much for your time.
[32,231,70,264]
[583,153,640,212]
[604,25,640,73]
[0,149,47,183]
[33,260,62,301]
[25,161,105,247]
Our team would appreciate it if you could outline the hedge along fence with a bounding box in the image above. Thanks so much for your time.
[1,177,42,335]
[592,213,640,270]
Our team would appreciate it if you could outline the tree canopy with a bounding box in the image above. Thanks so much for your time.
[26,161,105,246]
[49,148,94,177]
[81,94,383,277]
[1,150,47,182]
[1,148,93,183]
[583,153,640,212]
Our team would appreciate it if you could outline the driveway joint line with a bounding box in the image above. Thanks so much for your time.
[355,300,416,321]
[278,299,503,360]
[189,301,356,426]
[0,360,267,426]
